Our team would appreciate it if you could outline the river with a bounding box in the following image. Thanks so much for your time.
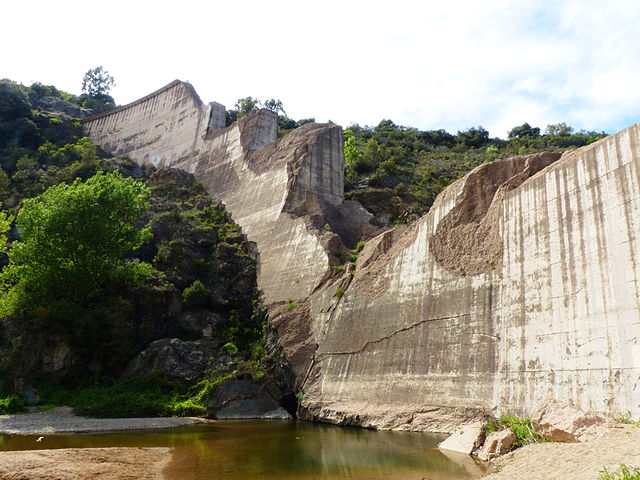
[0,420,486,479]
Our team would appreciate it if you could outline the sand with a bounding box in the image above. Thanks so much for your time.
[0,447,171,480]
[484,424,640,480]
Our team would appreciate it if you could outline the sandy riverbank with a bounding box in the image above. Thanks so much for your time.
[0,407,205,434]
[484,424,640,480]
[0,447,171,480]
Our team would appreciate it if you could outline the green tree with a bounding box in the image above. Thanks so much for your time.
[544,122,574,136]
[343,135,361,170]
[457,126,491,148]
[508,123,541,139]
[0,171,151,316]
[234,96,261,119]
[262,98,286,115]
[81,66,115,97]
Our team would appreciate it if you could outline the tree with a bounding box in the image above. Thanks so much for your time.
[81,66,115,97]
[234,96,261,119]
[457,126,491,148]
[263,98,286,115]
[544,122,573,136]
[0,171,151,317]
[508,123,541,139]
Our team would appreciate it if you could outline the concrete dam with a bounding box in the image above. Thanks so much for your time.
[82,80,640,431]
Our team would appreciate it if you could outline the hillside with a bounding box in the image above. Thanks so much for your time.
[0,80,283,419]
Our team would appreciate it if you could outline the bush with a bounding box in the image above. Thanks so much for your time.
[0,395,25,414]
[599,465,640,480]
[39,376,204,418]
[485,415,544,448]
[182,279,211,307]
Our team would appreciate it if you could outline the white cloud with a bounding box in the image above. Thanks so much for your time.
[2,0,640,137]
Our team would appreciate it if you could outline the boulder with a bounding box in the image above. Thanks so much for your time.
[532,401,606,442]
[438,420,485,455]
[261,407,292,419]
[208,379,283,419]
[123,338,223,383]
[475,428,516,460]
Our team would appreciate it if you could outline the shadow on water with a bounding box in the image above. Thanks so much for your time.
[0,420,485,480]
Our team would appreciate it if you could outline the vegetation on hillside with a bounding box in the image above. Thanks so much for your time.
[228,97,606,224]
[341,120,605,224]
[0,79,609,416]
[0,79,267,415]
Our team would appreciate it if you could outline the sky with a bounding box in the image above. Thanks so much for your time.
[3,0,640,138]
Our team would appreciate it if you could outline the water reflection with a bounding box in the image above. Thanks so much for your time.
[0,420,485,480]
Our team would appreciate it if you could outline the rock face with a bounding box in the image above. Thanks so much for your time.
[83,81,640,431]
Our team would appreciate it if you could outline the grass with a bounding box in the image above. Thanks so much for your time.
[35,371,247,418]
[599,465,640,480]
[614,413,640,426]
[485,415,545,448]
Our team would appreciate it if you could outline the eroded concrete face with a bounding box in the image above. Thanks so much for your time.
[300,126,640,431]
[83,81,640,432]
[82,81,345,304]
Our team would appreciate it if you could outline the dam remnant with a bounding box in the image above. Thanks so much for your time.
[82,81,640,431]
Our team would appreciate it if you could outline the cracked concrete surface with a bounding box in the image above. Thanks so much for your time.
[83,82,640,432]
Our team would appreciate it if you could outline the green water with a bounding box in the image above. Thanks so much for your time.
[0,420,485,480]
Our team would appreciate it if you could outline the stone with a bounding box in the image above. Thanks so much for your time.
[122,338,222,383]
[83,81,640,431]
[476,428,516,460]
[261,407,291,419]
[208,379,283,419]
[438,421,485,455]
[532,401,606,443]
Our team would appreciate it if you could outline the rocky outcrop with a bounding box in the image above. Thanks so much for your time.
[83,81,640,432]
[122,338,223,383]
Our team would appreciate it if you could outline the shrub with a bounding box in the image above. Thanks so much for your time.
[182,280,211,307]
[599,465,640,480]
[485,415,544,448]
[223,342,238,355]
[0,395,26,414]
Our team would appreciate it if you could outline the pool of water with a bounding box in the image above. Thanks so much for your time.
[0,420,485,480]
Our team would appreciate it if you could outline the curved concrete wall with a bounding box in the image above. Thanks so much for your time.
[83,81,640,432]
[82,81,345,304]
[299,125,640,431]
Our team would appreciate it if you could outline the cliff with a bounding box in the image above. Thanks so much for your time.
[82,81,640,431]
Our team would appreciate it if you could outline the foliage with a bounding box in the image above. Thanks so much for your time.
[226,96,289,126]
[485,415,545,448]
[39,376,203,418]
[81,66,115,97]
[0,171,151,318]
[182,279,211,307]
[614,413,640,426]
[599,465,640,480]
[0,394,25,414]
[342,119,605,224]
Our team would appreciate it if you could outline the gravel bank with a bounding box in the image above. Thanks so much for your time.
[0,407,205,434]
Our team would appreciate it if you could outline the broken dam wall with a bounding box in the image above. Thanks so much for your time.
[82,81,640,432]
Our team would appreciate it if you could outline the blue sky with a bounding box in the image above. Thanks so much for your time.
[3,0,640,137]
